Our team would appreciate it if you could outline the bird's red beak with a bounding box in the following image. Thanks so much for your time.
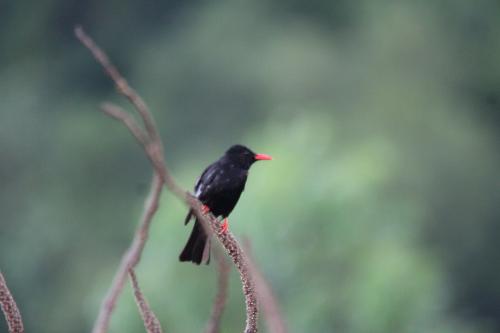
[254,153,272,161]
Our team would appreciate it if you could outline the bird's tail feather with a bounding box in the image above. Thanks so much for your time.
[184,209,193,225]
[179,220,210,265]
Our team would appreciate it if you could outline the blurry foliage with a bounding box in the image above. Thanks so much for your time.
[1,0,499,332]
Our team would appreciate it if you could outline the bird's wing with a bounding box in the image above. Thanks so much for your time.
[194,162,218,198]
[198,166,247,203]
[184,162,219,225]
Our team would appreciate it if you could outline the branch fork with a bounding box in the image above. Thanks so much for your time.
[0,24,287,333]
[76,26,260,333]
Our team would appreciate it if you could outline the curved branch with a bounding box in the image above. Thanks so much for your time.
[76,26,259,333]
[189,207,258,333]
[74,26,157,140]
[204,252,230,333]
[243,239,287,333]
[75,27,167,333]
[0,271,24,333]
[101,103,149,146]
[92,174,163,333]
[129,269,164,333]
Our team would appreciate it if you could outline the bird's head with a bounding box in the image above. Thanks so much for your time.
[225,144,272,169]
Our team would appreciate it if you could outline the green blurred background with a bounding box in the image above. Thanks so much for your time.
[1,0,499,332]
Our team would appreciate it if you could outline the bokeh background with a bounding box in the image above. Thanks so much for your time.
[1,1,499,332]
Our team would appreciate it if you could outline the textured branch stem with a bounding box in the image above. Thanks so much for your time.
[76,26,258,333]
[204,253,230,333]
[243,239,287,333]
[93,174,163,333]
[0,271,24,333]
[129,269,164,333]
[75,27,167,333]
[205,219,258,333]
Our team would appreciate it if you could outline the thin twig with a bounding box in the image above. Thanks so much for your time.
[93,174,163,333]
[101,103,149,146]
[243,239,288,333]
[74,26,157,140]
[75,27,167,333]
[129,269,164,333]
[75,26,168,182]
[0,271,24,333]
[76,26,259,333]
[204,252,230,333]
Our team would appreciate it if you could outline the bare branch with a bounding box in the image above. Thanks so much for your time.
[92,174,163,333]
[74,26,157,140]
[243,239,287,333]
[75,26,170,333]
[101,103,149,146]
[76,26,259,333]
[75,26,168,182]
[204,252,230,333]
[0,271,24,333]
[189,208,258,333]
[129,269,164,333]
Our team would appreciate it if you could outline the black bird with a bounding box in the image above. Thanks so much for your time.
[179,144,272,265]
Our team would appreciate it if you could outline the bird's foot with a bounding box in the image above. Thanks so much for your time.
[201,205,210,214]
[220,218,229,233]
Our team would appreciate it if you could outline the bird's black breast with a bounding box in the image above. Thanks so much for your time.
[194,162,248,217]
